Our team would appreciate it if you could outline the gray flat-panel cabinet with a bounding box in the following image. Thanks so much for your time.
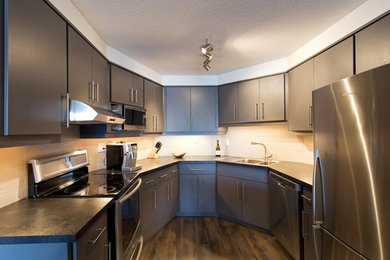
[356,14,390,74]
[68,27,109,109]
[242,180,270,229]
[165,87,191,132]
[198,174,216,213]
[179,174,198,213]
[144,80,164,132]
[140,186,156,241]
[217,163,270,230]
[111,65,144,107]
[156,178,171,231]
[218,83,237,123]
[166,86,218,132]
[217,175,241,220]
[259,74,285,121]
[313,37,354,90]
[237,79,259,122]
[6,0,66,135]
[190,87,218,131]
[288,59,314,132]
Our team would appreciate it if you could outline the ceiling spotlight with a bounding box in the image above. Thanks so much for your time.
[201,39,214,71]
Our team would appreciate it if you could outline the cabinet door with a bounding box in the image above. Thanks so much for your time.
[91,50,109,109]
[68,26,92,105]
[191,87,218,131]
[130,73,144,107]
[140,186,156,241]
[356,14,390,74]
[217,175,241,220]
[314,37,353,90]
[165,87,191,132]
[155,85,164,132]
[237,79,260,122]
[303,197,316,260]
[179,174,198,213]
[168,175,179,220]
[218,83,237,123]
[242,180,270,229]
[198,175,216,214]
[288,59,314,131]
[259,74,285,121]
[156,179,171,231]
[144,80,156,132]
[7,0,66,135]
[111,65,132,105]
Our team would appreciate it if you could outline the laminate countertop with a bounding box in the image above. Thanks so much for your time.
[0,197,112,244]
[135,156,314,187]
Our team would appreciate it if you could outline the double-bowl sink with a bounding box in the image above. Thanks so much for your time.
[231,158,279,166]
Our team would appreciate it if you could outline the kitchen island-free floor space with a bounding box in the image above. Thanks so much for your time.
[140,217,293,260]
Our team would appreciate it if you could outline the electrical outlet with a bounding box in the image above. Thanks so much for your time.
[225,139,230,146]
[97,143,106,153]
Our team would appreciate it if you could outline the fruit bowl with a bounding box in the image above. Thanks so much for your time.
[172,152,186,159]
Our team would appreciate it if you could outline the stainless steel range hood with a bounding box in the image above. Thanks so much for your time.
[69,100,125,124]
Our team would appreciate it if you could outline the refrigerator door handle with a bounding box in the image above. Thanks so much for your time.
[313,150,324,225]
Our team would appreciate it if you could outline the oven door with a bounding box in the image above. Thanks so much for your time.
[115,178,143,260]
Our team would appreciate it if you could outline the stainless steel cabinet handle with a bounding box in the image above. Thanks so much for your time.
[242,183,246,201]
[262,102,265,120]
[189,168,205,171]
[105,242,111,260]
[135,89,138,103]
[89,226,106,245]
[153,189,157,209]
[144,179,155,185]
[277,181,287,189]
[129,89,132,103]
[159,173,169,178]
[255,103,259,120]
[236,181,240,200]
[95,83,99,102]
[167,183,170,201]
[309,105,313,127]
[88,82,93,101]
[66,93,69,128]
[170,181,173,199]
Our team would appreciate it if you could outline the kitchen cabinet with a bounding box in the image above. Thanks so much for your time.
[5,0,66,135]
[302,187,316,260]
[110,65,144,107]
[144,80,164,132]
[313,37,354,89]
[68,26,110,109]
[219,75,285,124]
[288,59,314,132]
[218,83,237,123]
[178,162,216,216]
[355,14,390,74]
[165,86,218,132]
[139,165,178,241]
[217,163,270,229]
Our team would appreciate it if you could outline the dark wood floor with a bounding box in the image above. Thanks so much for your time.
[140,217,293,260]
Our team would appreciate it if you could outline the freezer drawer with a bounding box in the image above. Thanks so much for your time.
[269,171,301,260]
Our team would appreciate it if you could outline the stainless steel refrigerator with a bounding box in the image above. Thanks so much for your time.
[312,63,390,260]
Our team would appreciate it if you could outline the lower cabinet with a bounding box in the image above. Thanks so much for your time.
[139,165,179,241]
[178,162,216,216]
[217,163,270,230]
[302,187,316,260]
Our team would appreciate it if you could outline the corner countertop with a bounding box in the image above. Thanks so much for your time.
[135,156,313,187]
[0,197,113,244]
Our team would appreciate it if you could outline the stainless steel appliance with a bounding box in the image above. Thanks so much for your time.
[106,142,142,172]
[28,150,143,260]
[312,63,390,259]
[269,171,301,260]
[111,104,146,131]
[69,99,125,124]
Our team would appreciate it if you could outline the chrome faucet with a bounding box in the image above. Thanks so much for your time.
[251,142,272,164]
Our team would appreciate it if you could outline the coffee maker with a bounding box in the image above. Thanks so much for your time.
[106,141,142,172]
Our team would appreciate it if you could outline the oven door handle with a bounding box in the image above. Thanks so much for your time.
[119,178,142,204]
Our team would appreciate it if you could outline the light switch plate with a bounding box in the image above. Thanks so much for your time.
[97,143,106,153]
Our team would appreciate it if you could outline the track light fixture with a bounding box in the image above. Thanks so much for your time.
[201,39,213,71]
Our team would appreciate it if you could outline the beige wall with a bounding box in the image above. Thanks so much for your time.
[0,136,155,208]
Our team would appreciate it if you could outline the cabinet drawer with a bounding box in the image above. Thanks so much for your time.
[179,162,216,175]
[157,165,179,182]
[141,173,157,190]
[217,163,268,183]
[75,211,108,260]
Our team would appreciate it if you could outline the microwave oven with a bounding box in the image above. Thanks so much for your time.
[111,104,146,131]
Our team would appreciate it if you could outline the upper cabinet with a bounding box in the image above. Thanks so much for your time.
[288,38,353,132]
[5,0,66,135]
[144,80,164,133]
[313,37,354,90]
[219,74,285,124]
[68,26,109,109]
[165,86,218,133]
[110,65,144,108]
[355,14,390,74]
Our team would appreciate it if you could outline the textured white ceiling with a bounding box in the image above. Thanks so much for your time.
[71,0,366,75]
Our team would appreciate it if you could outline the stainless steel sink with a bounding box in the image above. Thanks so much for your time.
[233,158,279,166]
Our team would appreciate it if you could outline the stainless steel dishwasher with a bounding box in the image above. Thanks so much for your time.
[269,171,301,260]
